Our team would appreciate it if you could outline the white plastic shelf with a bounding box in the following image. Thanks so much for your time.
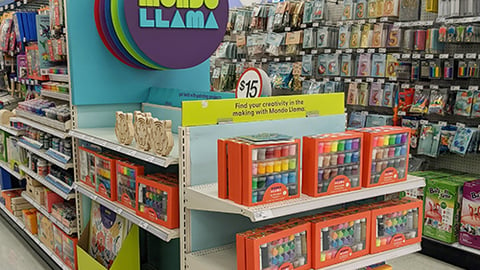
[47,74,69,83]
[185,175,425,222]
[423,236,480,256]
[15,110,71,132]
[70,128,179,168]
[0,124,25,136]
[75,182,179,242]
[20,165,75,200]
[40,90,70,101]
[0,203,70,270]
[185,243,421,270]
[21,192,77,235]
[12,116,70,138]
[18,141,73,169]
[0,160,24,180]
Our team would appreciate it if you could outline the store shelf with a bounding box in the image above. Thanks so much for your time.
[18,141,73,169]
[0,123,25,136]
[185,175,425,222]
[0,160,24,180]
[185,243,421,270]
[12,116,70,138]
[75,182,179,242]
[20,165,75,200]
[0,202,70,270]
[40,90,70,102]
[70,128,179,168]
[15,110,71,132]
[47,74,69,83]
[21,192,77,235]
[423,236,480,256]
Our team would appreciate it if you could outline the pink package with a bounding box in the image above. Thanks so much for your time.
[459,179,480,249]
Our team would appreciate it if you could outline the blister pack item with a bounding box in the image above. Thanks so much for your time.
[343,0,354,20]
[387,25,402,48]
[269,62,294,89]
[357,54,372,77]
[372,53,386,77]
[401,117,420,149]
[303,28,316,49]
[382,83,396,107]
[317,27,329,48]
[410,89,430,114]
[317,54,327,76]
[266,32,285,56]
[472,90,480,118]
[347,83,359,105]
[372,23,386,48]
[428,89,448,115]
[385,54,398,78]
[273,2,288,32]
[399,0,420,21]
[312,0,327,21]
[348,111,367,128]
[439,125,457,153]
[303,80,323,94]
[338,25,351,49]
[350,25,362,48]
[326,54,340,76]
[302,55,314,76]
[303,1,314,24]
[454,90,474,117]
[451,127,475,155]
[358,82,369,106]
[417,124,442,158]
[368,0,378,18]
[341,54,353,77]
[369,82,383,106]
[356,0,368,19]
[384,0,400,17]
[360,23,373,48]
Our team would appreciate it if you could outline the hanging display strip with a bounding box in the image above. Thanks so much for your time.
[21,192,77,235]
[0,160,24,180]
[75,182,179,242]
[0,203,70,270]
[185,175,425,222]
[40,90,70,102]
[185,243,421,270]
[70,128,179,167]
[19,165,75,200]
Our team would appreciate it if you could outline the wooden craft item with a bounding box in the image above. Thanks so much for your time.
[151,119,174,156]
[134,111,152,151]
[114,111,134,145]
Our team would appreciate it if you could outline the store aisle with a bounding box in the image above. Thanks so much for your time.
[388,252,463,270]
[0,216,50,270]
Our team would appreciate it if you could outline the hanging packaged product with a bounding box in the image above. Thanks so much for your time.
[372,53,386,77]
[387,25,402,48]
[301,55,314,77]
[350,24,362,48]
[409,89,430,114]
[370,198,422,253]
[356,0,368,19]
[428,89,448,115]
[454,90,474,117]
[303,132,364,197]
[355,126,410,187]
[450,127,477,155]
[358,83,370,106]
[417,124,442,158]
[338,25,351,49]
[357,53,372,77]
[349,112,368,129]
[343,0,355,20]
[312,0,328,21]
[399,0,420,21]
[369,82,384,106]
[382,83,396,107]
[218,134,301,206]
[347,83,359,105]
[341,54,354,77]
[471,90,480,118]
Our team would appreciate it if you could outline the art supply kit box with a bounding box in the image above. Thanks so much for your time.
[116,161,144,211]
[94,152,127,201]
[460,179,480,250]
[303,132,363,197]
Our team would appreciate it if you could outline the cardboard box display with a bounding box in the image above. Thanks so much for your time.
[303,132,364,197]
[354,126,410,187]
[116,161,144,210]
[136,173,179,229]
[370,198,422,253]
[78,147,98,188]
[2,189,24,213]
[63,233,78,270]
[53,225,63,259]
[459,179,480,249]
[22,208,38,234]
[33,186,46,205]
[37,212,54,251]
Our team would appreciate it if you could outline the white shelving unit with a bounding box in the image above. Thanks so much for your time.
[0,203,70,270]
[47,74,69,83]
[0,160,24,180]
[70,128,178,167]
[20,165,75,200]
[18,141,73,170]
[185,243,421,270]
[423,236,480,256]
[75,182,179,242]
[186,175,425,222]
[21,192,77,235]
[12,117,70,139]
[40,90,70,102]
[15,110,71,132]
[0,124,25,136]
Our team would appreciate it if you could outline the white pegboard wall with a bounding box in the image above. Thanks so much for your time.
[426,153,480,175]
[327,1,344,23]
[420,0,438,21]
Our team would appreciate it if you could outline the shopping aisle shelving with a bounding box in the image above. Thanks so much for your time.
[20,165,74,200]
[17,141,73,169]
[0,160,24,180]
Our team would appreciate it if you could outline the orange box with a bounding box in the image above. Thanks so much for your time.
[116,161,144,210]
[94,152,126,201]
[241,139,301,206]
[2,189,23,213]
[217,138,243,202]
[303,132,364,197]
[370,198,423,254]
[311,209,371,268]
[241,221,311,270]
[136,174,179,229]
[354,126,411,187]
[22,209,38,234]
[217,139,229,199]
[45,190,64,212]
[62,232,78,270]
[78,147,98,188]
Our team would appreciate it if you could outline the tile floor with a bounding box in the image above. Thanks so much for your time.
[0,216,50,270]
[388,253,464,270]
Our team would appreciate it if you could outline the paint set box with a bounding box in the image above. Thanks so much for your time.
[370,198,422,254]
[355,126,410,187]
[311,208,371,268]
[236,219,311,270]
[116,161,144,210]
[136,173,179,229]
[460,179,480,249]
[78,147,97,188]
[303,132,363,197]
[218,134,301,206]
[94,152,126,201]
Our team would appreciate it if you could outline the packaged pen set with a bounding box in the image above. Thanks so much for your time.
[218,134,301,207]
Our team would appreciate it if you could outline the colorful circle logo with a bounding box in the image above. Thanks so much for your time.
[95,0,228,70]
